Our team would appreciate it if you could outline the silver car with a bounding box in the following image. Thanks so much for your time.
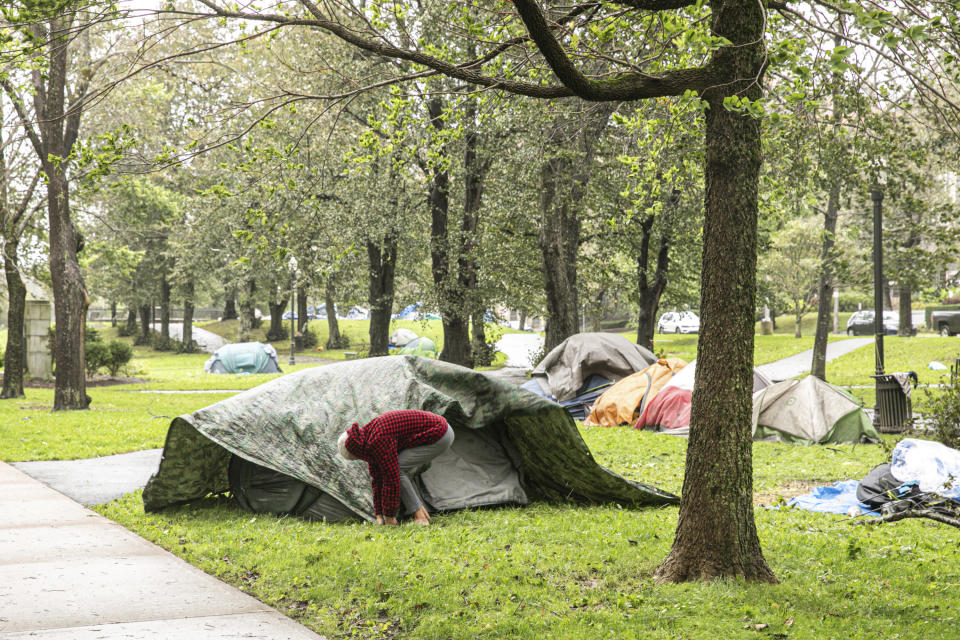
[658,311,701,334]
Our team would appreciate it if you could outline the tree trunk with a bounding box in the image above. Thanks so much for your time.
[182,280,194,349]
[297,289,308,332]
[794,307,803,338]
[2,237,26,398]
[539,156,581,352]
[635,211,672,353]
[222,289,238,320]
[138,304,151,345]
[324,280,343,350]
[811,186,840,379]
[238,278,256,342]
[427,97,474,368]
[655,0,775,584]
[471,310,491,366]
[518,311,526,331]
[47,167,90,409]
[125,309,137,334]
[160,271,171,339]
[110,301,117,327]
[367,235,397,357]
[266,293,287,341]
[898,281,913,336]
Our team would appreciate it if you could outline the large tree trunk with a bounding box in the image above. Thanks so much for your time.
[47,163,89,409]
[222,289,238,320]
[898,281,913,336]
[182,280,195,349]
[324,280,343,350]
[125,309,137,335]
[428,98,474,368]
[636,212,672,353]
[110,301,117,327]
[297,289,308,333]
[160,271,171,339]
[471,310,492,366]
[655,0,775,584]
[2,237,26,398]
[367,235,397,357]
[137,304,151,345]
[238,278,256,342]
[539,155,581,352]
[266,286,287,341]
[811,186,840,379]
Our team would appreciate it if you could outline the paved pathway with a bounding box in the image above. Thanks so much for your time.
[0,461,325,639]
[755,337,873,382]
[494,332,544,368]
[150,322,226,354]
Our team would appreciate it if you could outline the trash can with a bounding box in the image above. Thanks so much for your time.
[872,373,914,433]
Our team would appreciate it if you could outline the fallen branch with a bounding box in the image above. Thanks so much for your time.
[866,508,960,528]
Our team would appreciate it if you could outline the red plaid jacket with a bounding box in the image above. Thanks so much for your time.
[344,410,449,517]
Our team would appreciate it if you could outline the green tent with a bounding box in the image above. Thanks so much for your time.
[398,336,437,358]
[143,356,677,521]
[752,375,880,445]
[204,342,282,374]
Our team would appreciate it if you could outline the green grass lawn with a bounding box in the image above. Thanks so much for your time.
[627,332,849,366]
[95,427,958,640]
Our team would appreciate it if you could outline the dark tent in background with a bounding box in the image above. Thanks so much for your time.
[521,333,656,420]
[203,342,282,374]
[144,356,677,521]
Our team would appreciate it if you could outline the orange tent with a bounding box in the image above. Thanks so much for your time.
[585,358,687,426]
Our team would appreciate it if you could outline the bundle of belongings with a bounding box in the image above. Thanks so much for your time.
[521,333,656,420]
[586,358,687,426]
[783,438,960,518]
[143,355,678,522]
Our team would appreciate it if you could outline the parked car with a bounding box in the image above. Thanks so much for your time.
[658,311,700,334]
[846,310,898,336]
[930,310,960,336]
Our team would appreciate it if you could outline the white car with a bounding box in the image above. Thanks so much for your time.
[658,311,700,334]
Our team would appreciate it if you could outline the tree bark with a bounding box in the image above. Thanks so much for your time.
[367,234,397,357]
[898,280,913,336]
[811,186,840,379]
[137,304,151,345]
[2,236,26,398]
[427,97,474,368]
[267,296,287,341]
[655,0,775,584]
[110,301,117,327]
[324,279,343,349]
[222,288,238,320]
[636,211,672,353]
[297,289,308,333]
[471,310,491,366]
[160,271,171,339]
[182,280,195,349]
[238,278,256,342]
[125,309,137,335]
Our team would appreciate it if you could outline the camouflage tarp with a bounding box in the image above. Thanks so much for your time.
[143,355,677,520]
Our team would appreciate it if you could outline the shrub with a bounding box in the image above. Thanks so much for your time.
[86,327,102,343]
[85,342,109,375]
[837,291,874,312]
[105,340,133,376]
[117,324,134,337]
[296,326,318,350]
[175,339,200,354]
[150,332,179,352]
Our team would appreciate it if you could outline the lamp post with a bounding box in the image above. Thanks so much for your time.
[288,255,299,366]
[871,186,884,376]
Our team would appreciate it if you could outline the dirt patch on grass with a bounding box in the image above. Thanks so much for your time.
[754,480,821,507]
[24,375,148,388]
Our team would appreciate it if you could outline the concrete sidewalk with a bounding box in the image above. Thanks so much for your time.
[755,337,873,382]
[0,462,325,639]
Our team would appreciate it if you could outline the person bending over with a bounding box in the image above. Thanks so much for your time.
[337,409,454,525]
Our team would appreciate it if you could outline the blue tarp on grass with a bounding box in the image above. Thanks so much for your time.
[782,480,879,516]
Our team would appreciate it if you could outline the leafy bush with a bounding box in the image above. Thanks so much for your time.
[837,291,874,312]
[150,332,179,352]
[296,326,318,350]
[117,324,134,337]
[86,327,102,343]
[175,339,200,354]
[923,374,960,450]
[105,340,133,376]
[85,340,133,377]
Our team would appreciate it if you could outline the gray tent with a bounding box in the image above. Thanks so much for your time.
[204,342,282,374]
[529,333,656,402]
[752,376,880,444]
[144,356,677,522]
